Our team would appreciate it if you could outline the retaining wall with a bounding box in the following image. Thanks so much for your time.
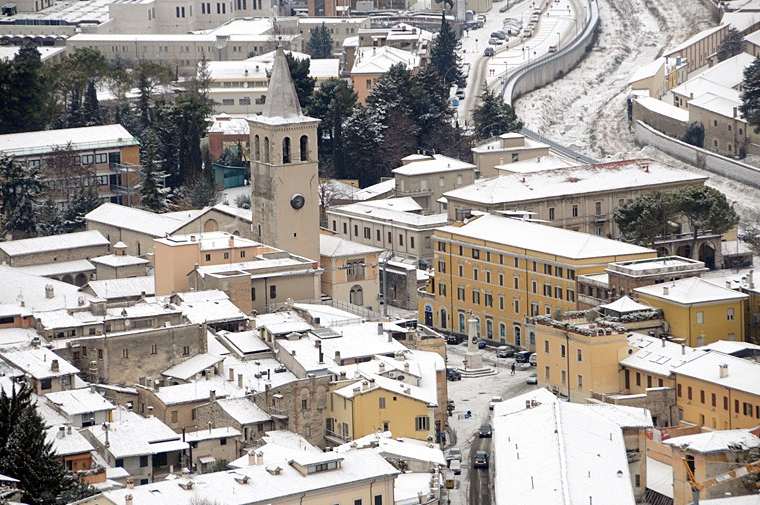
[634,120,760,189]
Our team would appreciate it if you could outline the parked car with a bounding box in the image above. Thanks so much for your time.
[446,447,462,462]
[488,396,503,410]
[447,368,462,381]
[491,30,507,39]
[496,346,514,358]
[450,459,462,475]
[488,37,504,46]
[479,423,492,438]
[527,373,538,385]
[515,350,532,363]
[478,340,487,349]
[446,335,459,345]
[548,45,558,53]
[499,4,509,12]
[473,450,489,468]
[529,353,537,366]
[484,47,494,57]
[455,88,465,99]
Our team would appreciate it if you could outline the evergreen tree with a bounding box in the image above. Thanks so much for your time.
[0,44,51,134]
[35,199,65,237]
[286,53,315,109]
[66,87,84,129]
[472,88,523,140]
[0,383,92,505]
[306,23,334,59]
[186,173,218,208]
[62,185,101,232]
[0,155,44,238]
[717,28,744,62]
[306,79,357,178]
[410,64,455,151]
[82,80,101,126]
[342,106,387,187]
[139,129,168,212]
[681,122,705,148]
[430,13,462,88]
[741,57,760,133]
[614,192,678,246]
[674,185,739,251]
[153,102,182,187]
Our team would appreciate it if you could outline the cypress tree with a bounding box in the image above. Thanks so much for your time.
[139,129,168,212]
[741,57,760,133]
[430,13,462,88]
[472,88,523,140]
[82,80,101,126]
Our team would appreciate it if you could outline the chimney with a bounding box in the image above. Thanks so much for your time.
[681,343,686,355]
[57,426,65,439]
[209,389,216,402]
[237,373,243,389]
[147,406,154,417]
[334,350,341,364]
[317,342,324,364]
[126,478,134,489]
[525,399,531,409]
[733,107,738,118]
[229,368,235,381]
[125,495,133,505]
[153,379,160,392]
[719,363,729,378]
[726,281,732,289]
[51,359,59,373]
[377,322,383,335]
[228,235,235,248]
[44,284,54,299]
[663,286,669,296]
[67,425,72,434]
[661,337,666,347]
[750,270,755,289]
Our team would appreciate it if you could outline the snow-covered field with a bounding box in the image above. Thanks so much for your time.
[512,0,760,223]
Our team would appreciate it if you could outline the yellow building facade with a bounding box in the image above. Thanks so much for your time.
[420,214,655,349]
[634,277,749,346]
[327,380,435,443]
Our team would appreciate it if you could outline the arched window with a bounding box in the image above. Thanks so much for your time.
[254,135,260,160]
[514,325,522,347]
[282,137,291,164]
[299,135,309,161]
[263,137,270,163]
[458,312,465,333]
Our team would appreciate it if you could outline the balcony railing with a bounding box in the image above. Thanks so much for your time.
[325,429,350,443]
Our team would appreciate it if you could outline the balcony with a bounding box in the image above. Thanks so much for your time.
[270,407,288,419]
[325,429,351,444]
[594,214,608,223]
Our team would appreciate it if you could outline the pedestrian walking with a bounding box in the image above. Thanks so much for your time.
[510,362,516,375]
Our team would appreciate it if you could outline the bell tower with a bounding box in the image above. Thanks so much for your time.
[248,48,321,261]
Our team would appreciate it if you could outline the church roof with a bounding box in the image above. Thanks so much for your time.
[252,47,319,126]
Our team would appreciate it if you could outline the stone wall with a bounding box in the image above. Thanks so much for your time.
[594,387,678,427]
[632,99,688,139]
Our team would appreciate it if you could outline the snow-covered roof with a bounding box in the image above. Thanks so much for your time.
[101,447,397,505]
[327,202,447,228]
[0,46,64,62]
[600,296,654,314]
[254,311,313,335]
[208,116,250,135]
[671,350,760,396]
[699,52,756,89]
[494,155,575,174]
[361,197,422,212]
[491,391,635,505]
[671,75,740,102]
[395,472,438,505]
[0,304,31,319]
[634,276,749,305]
[291,303,363,327]
[0,124,137,157]
[162,353,224,381]
[646,456,673,499]
[0,348,78,379]
[586,403,653,428]
[217,397,271,425]
[46,425,94,456]
[444,159,706,205]
[0,230,108,257]
[176,295,249,325]
[621,333,704,377]
[333,372,436,405]
[665,429,760,453]
[700,496,760,505]
[183,426,241,442]
[628,57,665,84]
[700,340,760,356]
[85,408,187,458]
[689,91,744,120]
[45,388,114,415]
[320,234,383,258]
[90,254,149,268]
[0,266,94,312]
[217,329,270,356]
[392,154,475,176]
[154,377,244,405]
[665,24,727,56]
[352,179,395,201]
[334,430,445,466]
[728,11,760,32]
[156,231,260,251]
[351,46,420,74]
[13,260,95,278]
[84,276,155,301]
[85,203,193,237]
[438,214,654,259]
[634,96,689,122]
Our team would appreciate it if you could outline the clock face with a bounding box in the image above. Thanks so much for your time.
[290,193,306,210]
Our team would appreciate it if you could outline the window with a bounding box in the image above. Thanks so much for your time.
[727,308,735,320]
[457,287,465,301]
[151,344,157,355]
[744,402,753,416]
[220,437,227,446]
[205,254,211,261]
[513,299,519,313]
[595,201,602,215]
[363,227,371,239]
[472,290,480,304]
[399,234,404,247]
[561,370,566,385]
[343,223,347,234]
[485,271,491,283]
[122,348,128,359]
[635,474,641,488]
[471,248,480,259]
[171,411,178,423]
[636,372,641,386]
[724,396,729,410]
[269,285,277,299]
[555,287,563,299]
[577,349,582,362]
[301,399,308,410]
[736,399,740,413]
[379,397,386,409]
[696,311,704,324]
[647,375,652,388]
[711,393,716,407]
[374,495,383,505]
[548,207,555,220]
[513,277,518,289]
[415,416,430,431]
[223,252,229,259]
[677,384,682,397]
[545,366,550,380]
[688,386,692,401]
[544,340,549,353]
[251,287,256,300]
[532,281,537,294]
[40,378,52,390]
[240,251,246,258]
[354,225,359,236]
[560,344,566,358]
[577,375,583,388]
[183,346,190,356]
[458,264,463,276]
[484,293,493,307]
[572,204,578,217]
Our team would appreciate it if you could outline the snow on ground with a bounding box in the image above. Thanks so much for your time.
[444,344,537,505]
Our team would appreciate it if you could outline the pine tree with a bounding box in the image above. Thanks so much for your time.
[411,64,455,151]
[0,383,93,505]
[66,88,84,129]
[342,106,387,187]
[62,185,101,232]
[35,199,65,237]
[139,129,168,212]
[3,43,51,133]
[741,57,760,133]
[681,122,705,148]
[430,13,462,88]
[717,28,744,62]
[472,88,523,140]
[306,23,334,59]
[306,79,357,178]
[153,102,182,188]
[674,185,739,253]
[614,192,678,246]
[0,155,44,238]
[82,80,101,126]
[285,53,315,109]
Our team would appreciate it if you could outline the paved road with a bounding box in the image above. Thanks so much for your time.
[468,433,491,505]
